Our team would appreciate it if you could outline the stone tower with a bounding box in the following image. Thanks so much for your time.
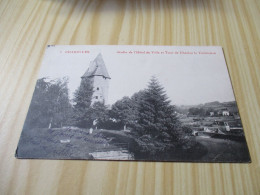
[81,53,111,105]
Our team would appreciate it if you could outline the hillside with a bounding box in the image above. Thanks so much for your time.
[175,101,238,115]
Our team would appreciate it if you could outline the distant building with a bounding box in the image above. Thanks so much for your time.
[204,127,218,133]
[81,53,111,105]
[222,110,230,116]
[209,112,214,116]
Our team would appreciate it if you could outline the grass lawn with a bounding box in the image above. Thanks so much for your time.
[16,127,208,161]
[16,127,126,159]
[195,136,250,162]
[16,127,249,162]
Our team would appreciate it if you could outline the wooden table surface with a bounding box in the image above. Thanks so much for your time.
[0,0,259,194]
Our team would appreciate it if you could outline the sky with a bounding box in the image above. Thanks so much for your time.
[38,45,235,106]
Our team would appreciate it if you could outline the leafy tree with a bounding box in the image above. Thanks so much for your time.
[205,107,215,116]
[23,77,72,129]
[49,78,73,127]
[188,107,206,116]
[91,102,109,127]
[133,77,182,153]
[131,90,146,106]
[73,78,94,128]
[24,78,50,129]
[110,96,138,130]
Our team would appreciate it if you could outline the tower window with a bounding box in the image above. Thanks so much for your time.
[95,96,98,99]
[97,87,99,90]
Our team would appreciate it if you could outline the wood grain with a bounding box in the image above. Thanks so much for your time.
[0,0,259,194]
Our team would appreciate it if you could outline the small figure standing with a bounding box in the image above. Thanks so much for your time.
[93,119,98,130]
[89,119,98,134]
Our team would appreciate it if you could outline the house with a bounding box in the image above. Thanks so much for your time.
[222,110,230,116]
[81,53,111,105]
[209,111,214,116]
[204,127,218,133]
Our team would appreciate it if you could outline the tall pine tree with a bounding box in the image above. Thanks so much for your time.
[73,78,94,127]
[134,76,182,152]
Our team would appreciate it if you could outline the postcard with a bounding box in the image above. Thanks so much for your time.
[16,45,251,162]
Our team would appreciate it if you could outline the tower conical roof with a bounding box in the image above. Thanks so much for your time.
[82,53,111,79]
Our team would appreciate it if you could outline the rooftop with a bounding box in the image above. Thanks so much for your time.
[82,53,111,79]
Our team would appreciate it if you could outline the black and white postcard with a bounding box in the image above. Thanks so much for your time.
[16,45,251,162]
